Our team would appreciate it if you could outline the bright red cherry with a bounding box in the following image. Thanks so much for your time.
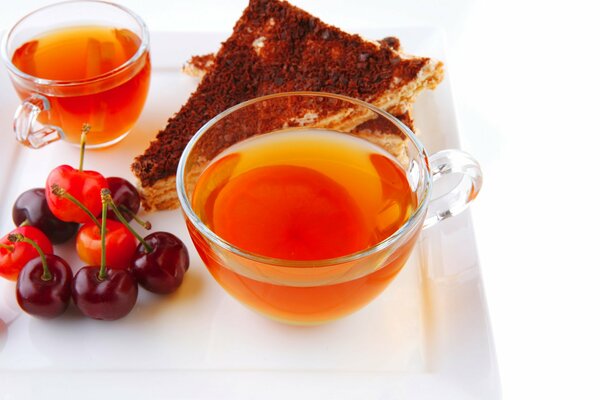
[46,166,107,224]
[76,220,137,270]
[0,226,53,281]
[44,124,107,224]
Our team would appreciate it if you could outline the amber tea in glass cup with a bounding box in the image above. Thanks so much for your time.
[177,92,482,325]
[1,0,151,148]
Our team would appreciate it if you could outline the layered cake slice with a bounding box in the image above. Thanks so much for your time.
[182,36,418,131]
[132,0,443,210]
[182,37,417,131]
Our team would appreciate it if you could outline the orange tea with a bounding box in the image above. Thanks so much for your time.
[189,129,420,324]
[11,25,150,146]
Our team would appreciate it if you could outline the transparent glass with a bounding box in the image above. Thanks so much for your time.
[0,0,151,148]
[177,92,482,325]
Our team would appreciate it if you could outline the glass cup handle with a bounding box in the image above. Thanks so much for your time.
[13,94,61,149]
[422,149,483,229]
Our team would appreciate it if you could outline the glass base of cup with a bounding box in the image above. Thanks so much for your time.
[68,130,131,149]
[239,298,355,326]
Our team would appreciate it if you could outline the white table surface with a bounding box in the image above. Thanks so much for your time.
[1,1,599,399]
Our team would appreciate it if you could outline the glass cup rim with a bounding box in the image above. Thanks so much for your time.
[0,0,149,88]
[176,91,432,268]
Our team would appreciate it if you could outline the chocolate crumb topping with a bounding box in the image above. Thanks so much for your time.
[132,0,430,187]
[187,53,215,72]
[379,37,401,50]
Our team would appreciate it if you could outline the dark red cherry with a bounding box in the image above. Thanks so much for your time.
[131,232,190,294]
[106,177,141,222]
[71,187,138,320]
[12,188,78,244]
[16,254,72,318]
[72,267,138,321]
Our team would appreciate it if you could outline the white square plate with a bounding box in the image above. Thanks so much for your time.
[0,29,500,399]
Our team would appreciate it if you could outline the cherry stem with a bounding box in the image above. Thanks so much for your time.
[19,219,30,227]
[98,191,108,281]
[0,243,15,252]
[120,206,152,230]
[51,184,101,229]
[101,189,153,253]
[8,233,51,281]
[79,123,91,172]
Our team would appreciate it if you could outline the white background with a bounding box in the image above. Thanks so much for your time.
[1,1,599,399]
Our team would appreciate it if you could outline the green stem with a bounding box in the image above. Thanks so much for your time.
[102,189,152,253]
[0,243,15,251]
[8,233,51,281]
[51,184,101,229]
[98,191,108,281]
[79,123,91,172]
[19,219,30,227]
[120,206,152,230]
